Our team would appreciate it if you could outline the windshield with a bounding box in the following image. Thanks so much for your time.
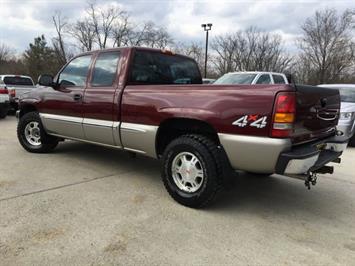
[338,88,355,103]
[3,76,34,86]
[322,86,355,103]
[214,73,257,85]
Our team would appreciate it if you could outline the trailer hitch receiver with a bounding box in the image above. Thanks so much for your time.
[305,173,317,190]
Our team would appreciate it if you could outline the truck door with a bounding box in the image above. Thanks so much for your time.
[82,51,122,146]
[40,55,93,139]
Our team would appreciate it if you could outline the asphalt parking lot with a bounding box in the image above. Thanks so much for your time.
[1,116,355,265]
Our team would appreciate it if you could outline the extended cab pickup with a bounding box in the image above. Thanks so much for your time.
[17,47,348,208]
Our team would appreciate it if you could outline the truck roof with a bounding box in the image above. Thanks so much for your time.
[318,84,355,89]
[75,46,193,61]
[225,71,286,76]
[0,74,33,80]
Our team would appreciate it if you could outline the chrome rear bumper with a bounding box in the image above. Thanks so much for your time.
[276,135,348,175]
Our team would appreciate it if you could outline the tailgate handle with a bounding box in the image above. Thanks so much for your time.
[316,109,338,121]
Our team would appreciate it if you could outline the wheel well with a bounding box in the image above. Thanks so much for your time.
[19,105,37,118]
[156,118,220,157]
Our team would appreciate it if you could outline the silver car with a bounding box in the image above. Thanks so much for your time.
[318,84,355,146]
[0,75,35,110]
[214,71,289,85]
[202,78,216,84]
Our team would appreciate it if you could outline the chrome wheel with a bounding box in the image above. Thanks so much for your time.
[24,121,41,146]
[171,152,204,193]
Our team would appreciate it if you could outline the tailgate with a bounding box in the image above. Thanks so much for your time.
[292,84,340,144]
[7,86,35,99]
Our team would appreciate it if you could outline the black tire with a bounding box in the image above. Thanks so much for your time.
[162,134,223,208]
[17,111,59,153]
[348,135,355,147]
[0,111,6,119]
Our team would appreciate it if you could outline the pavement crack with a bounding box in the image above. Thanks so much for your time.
[0,172,124,202]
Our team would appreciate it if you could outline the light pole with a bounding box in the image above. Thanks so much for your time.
[201,23,212,78]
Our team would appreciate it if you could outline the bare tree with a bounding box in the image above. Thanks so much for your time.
[68,19,96,52]
[112,14,133,47]
[297,8,355,84]
[211,34,238,74]
[52,11,68,64]
[0,43,13,63]
[87,2,125,49]
[211,27,293,76]
[129,21,173,49]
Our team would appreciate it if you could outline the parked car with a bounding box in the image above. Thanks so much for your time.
[17,47,347,208]
[318,84,355,146]
[214,71,289,85]
[0,75,35,110]
[202,78,215,84]
[0,85,10,119]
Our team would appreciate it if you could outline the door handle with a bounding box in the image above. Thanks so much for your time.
[73,94,82,101]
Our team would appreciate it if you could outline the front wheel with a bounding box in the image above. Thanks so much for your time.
[162,134,223,208]
[0,108,7,119]
[348,135,355,147]
[17,111,59,153]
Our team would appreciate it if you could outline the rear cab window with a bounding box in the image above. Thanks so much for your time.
[129,50,202,85]
[272,75,286,84]
[3,76,34,86]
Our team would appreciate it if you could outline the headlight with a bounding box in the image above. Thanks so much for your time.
[339,112,353,121]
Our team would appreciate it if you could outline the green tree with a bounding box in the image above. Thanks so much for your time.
[23,35,62,81]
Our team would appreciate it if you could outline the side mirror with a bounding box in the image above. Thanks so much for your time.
[38,74,54,87]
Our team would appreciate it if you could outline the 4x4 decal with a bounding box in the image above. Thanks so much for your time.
[233,115,267,129]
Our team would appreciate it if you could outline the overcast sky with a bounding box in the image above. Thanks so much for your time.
[0,0,353,54]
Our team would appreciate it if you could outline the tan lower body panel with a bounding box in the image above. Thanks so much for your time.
[120,122,158,158]
[39,113,158,158]
[218,133,291,173]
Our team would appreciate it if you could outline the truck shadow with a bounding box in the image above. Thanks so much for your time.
[55,141,350,218]
[210,172,350,219]
[54,141,161,183]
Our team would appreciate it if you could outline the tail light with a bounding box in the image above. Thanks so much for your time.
[270,92,296,138]
[0,87,8,94]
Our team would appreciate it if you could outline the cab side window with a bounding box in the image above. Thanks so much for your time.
[91,52,121,87]
[58,55,92,87]
[272,75,286,84]
[256,74,271,84]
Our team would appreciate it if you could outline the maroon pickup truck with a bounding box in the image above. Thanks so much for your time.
[17,47,348,208]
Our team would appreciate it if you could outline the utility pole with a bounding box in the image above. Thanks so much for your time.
[201,23,212,78]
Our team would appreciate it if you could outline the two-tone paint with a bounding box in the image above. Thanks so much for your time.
[18,47,341,174]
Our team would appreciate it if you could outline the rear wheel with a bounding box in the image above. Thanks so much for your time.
[0,111,6,119]
[0,106,7,119]
[348,135,355,147]
[162,134,223,208]
[17,111,59,153]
